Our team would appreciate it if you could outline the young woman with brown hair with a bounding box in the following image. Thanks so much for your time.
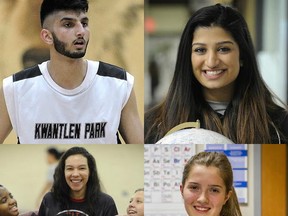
[180,151,242,216]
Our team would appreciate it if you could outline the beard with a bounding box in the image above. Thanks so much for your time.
[51,32,89,59]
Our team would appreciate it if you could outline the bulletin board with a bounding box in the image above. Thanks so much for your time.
[144,144,248,216]
[204,144,248,204]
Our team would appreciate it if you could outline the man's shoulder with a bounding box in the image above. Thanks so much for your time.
[95,61,127,81]
[12,65,42,82]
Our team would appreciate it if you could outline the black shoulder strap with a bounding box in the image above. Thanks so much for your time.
[13,65,42,82]
[97,61,127,80]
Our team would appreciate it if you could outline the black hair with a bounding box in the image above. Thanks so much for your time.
[51,147,101,215]
[40,0,89,27]
[47,147,64,160]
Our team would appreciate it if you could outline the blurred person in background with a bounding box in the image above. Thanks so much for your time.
[126,188,144,216]
[22,48,50,69]
[36,147,64,208]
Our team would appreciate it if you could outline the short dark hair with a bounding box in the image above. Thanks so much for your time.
[40,0,89,27]
[47,147,64,160]
[22,47,50,69]
[52,147,101,215]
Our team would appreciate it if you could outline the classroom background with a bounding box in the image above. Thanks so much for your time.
[144,144,287,216]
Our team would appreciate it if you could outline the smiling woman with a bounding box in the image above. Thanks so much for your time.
[64,154,90,199]
[38,147,118,216]
[191,26,240,102]
[145,3,288,144]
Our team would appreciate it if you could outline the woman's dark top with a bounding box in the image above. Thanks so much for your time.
[38,192,118,216]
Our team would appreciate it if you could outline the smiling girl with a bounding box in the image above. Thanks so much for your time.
[180,152,242,216]
[0,185,19,216]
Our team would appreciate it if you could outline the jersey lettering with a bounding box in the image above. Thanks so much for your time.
[84,122,107,139]
[34,122,107,140]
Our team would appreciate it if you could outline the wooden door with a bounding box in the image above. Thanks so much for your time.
[261,144,287,216]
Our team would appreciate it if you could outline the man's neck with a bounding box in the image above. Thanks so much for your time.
[47,55,88,90]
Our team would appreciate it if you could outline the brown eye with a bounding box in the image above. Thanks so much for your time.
[1,198,7,203]
[194,48,206,54]
[218,47,231,53]
[82,22,88,27]
[188,185,199,191]
[64,22,73,28]
[209,188,220,193]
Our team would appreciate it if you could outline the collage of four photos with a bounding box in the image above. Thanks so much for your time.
[0,0,288,215]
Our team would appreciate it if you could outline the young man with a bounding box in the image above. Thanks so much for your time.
[0,0,143,144]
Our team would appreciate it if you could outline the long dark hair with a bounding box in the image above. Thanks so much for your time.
[182,152,242,216]
[51,147,101,215]
[145,4,287,143]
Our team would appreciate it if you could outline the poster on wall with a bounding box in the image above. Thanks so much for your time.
[144,144,195,216]
[204,144,248,204]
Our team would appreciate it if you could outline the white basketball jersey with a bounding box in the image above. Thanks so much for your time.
[3,60,134,144]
